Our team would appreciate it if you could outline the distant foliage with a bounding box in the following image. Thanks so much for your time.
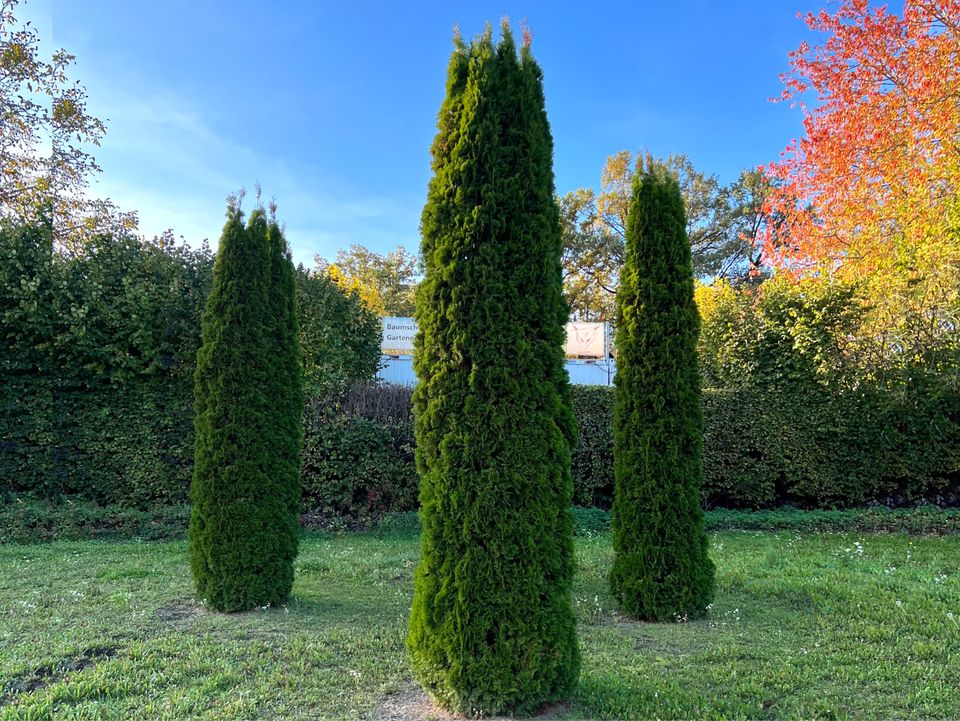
[296,266,380,399]
[696,276,861,390]
[317,244,420,316]
[764,0,960,271]
[188,205,302,612]
[764,2,960,393]
[407,25,580,715]
[610,161,715,621]
[559,151,772,321]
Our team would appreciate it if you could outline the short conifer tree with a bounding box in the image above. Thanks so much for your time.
[609,160,716,621]
[189,201,302,612]
[407,23,580,716]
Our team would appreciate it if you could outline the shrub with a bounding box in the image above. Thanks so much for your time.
[297,267,381,399]
[0,499,190,544]
[570,386,614,507]
[0,217,379,510]
[609,160,715,621]
[188,205,302,612]
[296,380,960,517]
[0,221,209,506]
[300,405,417,524]
[407,25,580,715]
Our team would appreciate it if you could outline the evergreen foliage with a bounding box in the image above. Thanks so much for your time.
[266,215,304,540]
[189,203,302,612]
[406,23,580,716]
[609,161,716,621]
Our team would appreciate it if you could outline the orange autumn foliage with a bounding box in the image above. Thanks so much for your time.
[763,0,960,275]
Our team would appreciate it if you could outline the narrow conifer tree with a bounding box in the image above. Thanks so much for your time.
[265,212,304,535]
[610,160,716,621]
[407,23,580,716]
[189,200,302,612]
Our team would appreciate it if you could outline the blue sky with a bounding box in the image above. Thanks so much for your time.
[36,0,820,265]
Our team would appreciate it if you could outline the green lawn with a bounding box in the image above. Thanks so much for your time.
[1,529,958,720]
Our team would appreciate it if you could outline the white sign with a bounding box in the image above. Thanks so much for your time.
[565,322,607,358]
[381,317,608,358]
[381,317,418,353]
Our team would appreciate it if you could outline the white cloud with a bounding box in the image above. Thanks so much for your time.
[84,85,421,266]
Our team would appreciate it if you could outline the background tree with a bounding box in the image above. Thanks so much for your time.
[316,243,420,316]
[0,0,135,249]
[764,0,960,270]
[610,160,715,621]
[560,152,772,320]
[763,0,960,382]
[296,266,381,398]
[408,24,579,715]
[189,200,301,612]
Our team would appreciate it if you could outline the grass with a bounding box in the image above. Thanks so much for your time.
[5,497,960,544]
[1,529,958,720]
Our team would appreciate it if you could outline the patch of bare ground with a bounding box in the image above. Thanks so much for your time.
[374,685,570,721]
[0,645,119,703]
[156,600,207,626]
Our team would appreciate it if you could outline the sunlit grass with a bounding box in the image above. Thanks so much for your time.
[1,529,958,720]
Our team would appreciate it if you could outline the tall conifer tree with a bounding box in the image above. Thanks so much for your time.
[189,201,302,612]
[265,212,304,538]
[407,23,580,716]
[610,160,715,621]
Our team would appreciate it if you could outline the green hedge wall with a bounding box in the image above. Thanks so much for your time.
[0,222,379,508]
[1,223,208,508]
[300,403,417,524]
[4,222,958,515]
[296,382,960,516]
[6,378,958,514]
[702,382,960,508]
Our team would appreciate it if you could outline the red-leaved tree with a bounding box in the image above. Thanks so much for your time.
[764,0,960,272]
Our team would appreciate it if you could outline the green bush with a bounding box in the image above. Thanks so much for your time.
[0,217,379,509]
[570,386,614,507]
[609,160,715,621]
[407,25,579,715]
[188,206,302,612]
[299,380,960,517]
[0,221,209,506]
[301,407,417,524]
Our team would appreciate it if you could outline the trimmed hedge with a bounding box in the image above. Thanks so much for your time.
[295,381,960,516]
[301,402,417,524]
[569,385,614,507]
[0,499,191,544]
[1,221,379,509]
[6,378,957,517]
[702,383,960,508]
[0,223,209,508]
